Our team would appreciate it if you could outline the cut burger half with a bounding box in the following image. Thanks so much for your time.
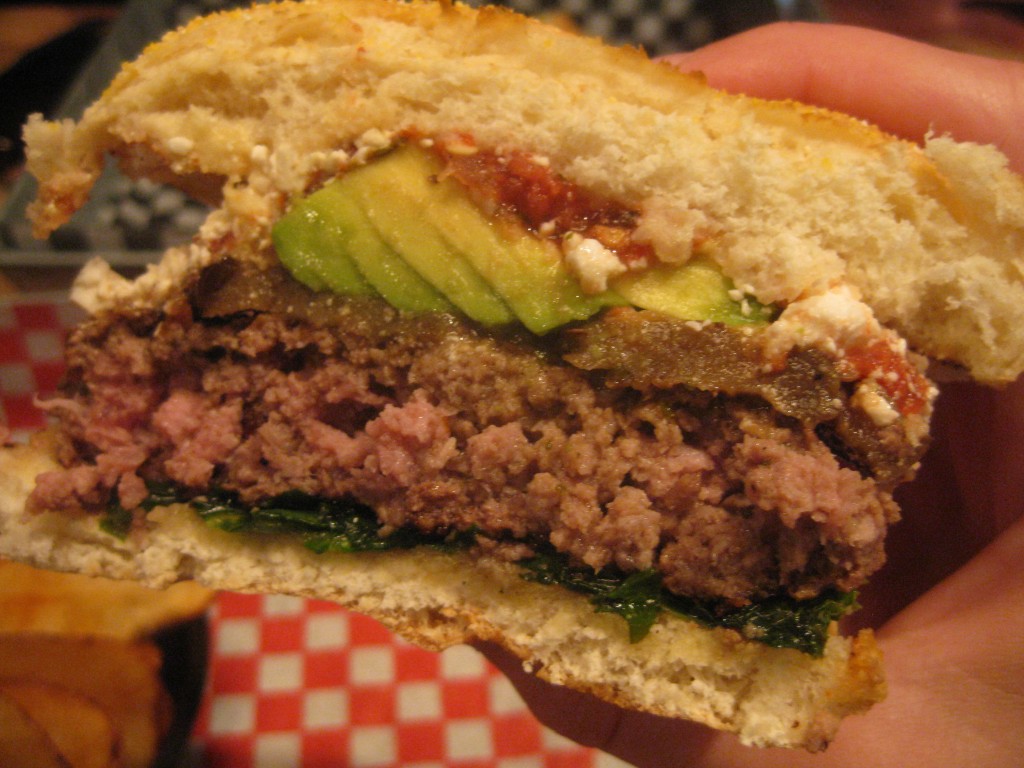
[3,0,1024,752]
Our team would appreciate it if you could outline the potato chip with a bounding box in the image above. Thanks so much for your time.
[0,689,69,768]
[0,681,120,768]
[0,634,170,768]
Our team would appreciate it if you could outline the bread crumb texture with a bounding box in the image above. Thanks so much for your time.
[0,437,883,751]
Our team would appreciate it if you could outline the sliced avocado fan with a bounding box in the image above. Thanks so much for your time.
[273,145,772,332]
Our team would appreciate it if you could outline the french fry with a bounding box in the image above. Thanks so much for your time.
[0,634,170,768]
[0,680,121,768]
[0,560,213,767]
[0,689,69,768]
[0,561,212,639]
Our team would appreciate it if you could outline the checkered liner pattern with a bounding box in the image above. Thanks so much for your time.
[193,594,624,768]
[0,298,630,768]
[0,299,85,442]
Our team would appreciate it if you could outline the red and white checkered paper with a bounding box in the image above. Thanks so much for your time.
[0,297,629,768]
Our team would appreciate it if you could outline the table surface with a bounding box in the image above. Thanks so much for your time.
[0,295,633,768]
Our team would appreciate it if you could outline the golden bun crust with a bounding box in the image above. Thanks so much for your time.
[0,436,884,751]
[22,0,1024,383]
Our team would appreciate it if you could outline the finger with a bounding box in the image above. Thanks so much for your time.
[852,514,1024,768]
[936,377,1024,536]
[473,640,723,766]
[855,377,1024,630]
[472,641,627,748]
[662,22,1024,173]
[476,509,1024,768]
[881,504,1024,636]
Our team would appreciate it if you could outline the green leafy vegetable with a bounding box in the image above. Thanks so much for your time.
[519,550,664,643]
[591,571,664,643]
[126,484,858,656]
[698,590,859,657]
[99,505,133,540]
[520,547,857,655]
[161,487,478,555]
[191,489,447,553]
[140,482,186,511]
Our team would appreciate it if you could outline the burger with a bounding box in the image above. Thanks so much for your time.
[2,0,1023,751]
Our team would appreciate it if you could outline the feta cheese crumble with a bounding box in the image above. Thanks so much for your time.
[763,285,882,359]
[562,233,627,294]
[851,383,900,427]
[167,136,194,155]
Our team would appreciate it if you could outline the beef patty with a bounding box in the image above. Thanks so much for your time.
[30,260,920,605]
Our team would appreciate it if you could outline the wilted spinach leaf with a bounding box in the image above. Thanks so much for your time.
[128,484,858,656]
[99,504,133,540]
[522,547,857,655]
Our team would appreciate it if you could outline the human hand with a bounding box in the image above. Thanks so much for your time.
[479,24,1024,767]
[664,21,1024,175]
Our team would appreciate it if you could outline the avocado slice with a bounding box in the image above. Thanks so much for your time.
[272,200,376,297]
[433,181,626,333]
[298,183,454,312]
[273,142,772,331]
[366,147,622,334]
[351,172,516,326]
[273,154,512,324]
[610,257,774,325]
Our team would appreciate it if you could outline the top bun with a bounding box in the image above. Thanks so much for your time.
[22,0,1024,383]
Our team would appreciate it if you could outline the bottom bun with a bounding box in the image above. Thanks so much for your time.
[0,433,884,751]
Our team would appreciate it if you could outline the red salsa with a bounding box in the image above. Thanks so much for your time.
[429,135,653,266]
[845,339,930,416]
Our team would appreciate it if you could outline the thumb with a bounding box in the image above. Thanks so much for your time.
[475,515,1024,768]
[662,22,1024,174]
